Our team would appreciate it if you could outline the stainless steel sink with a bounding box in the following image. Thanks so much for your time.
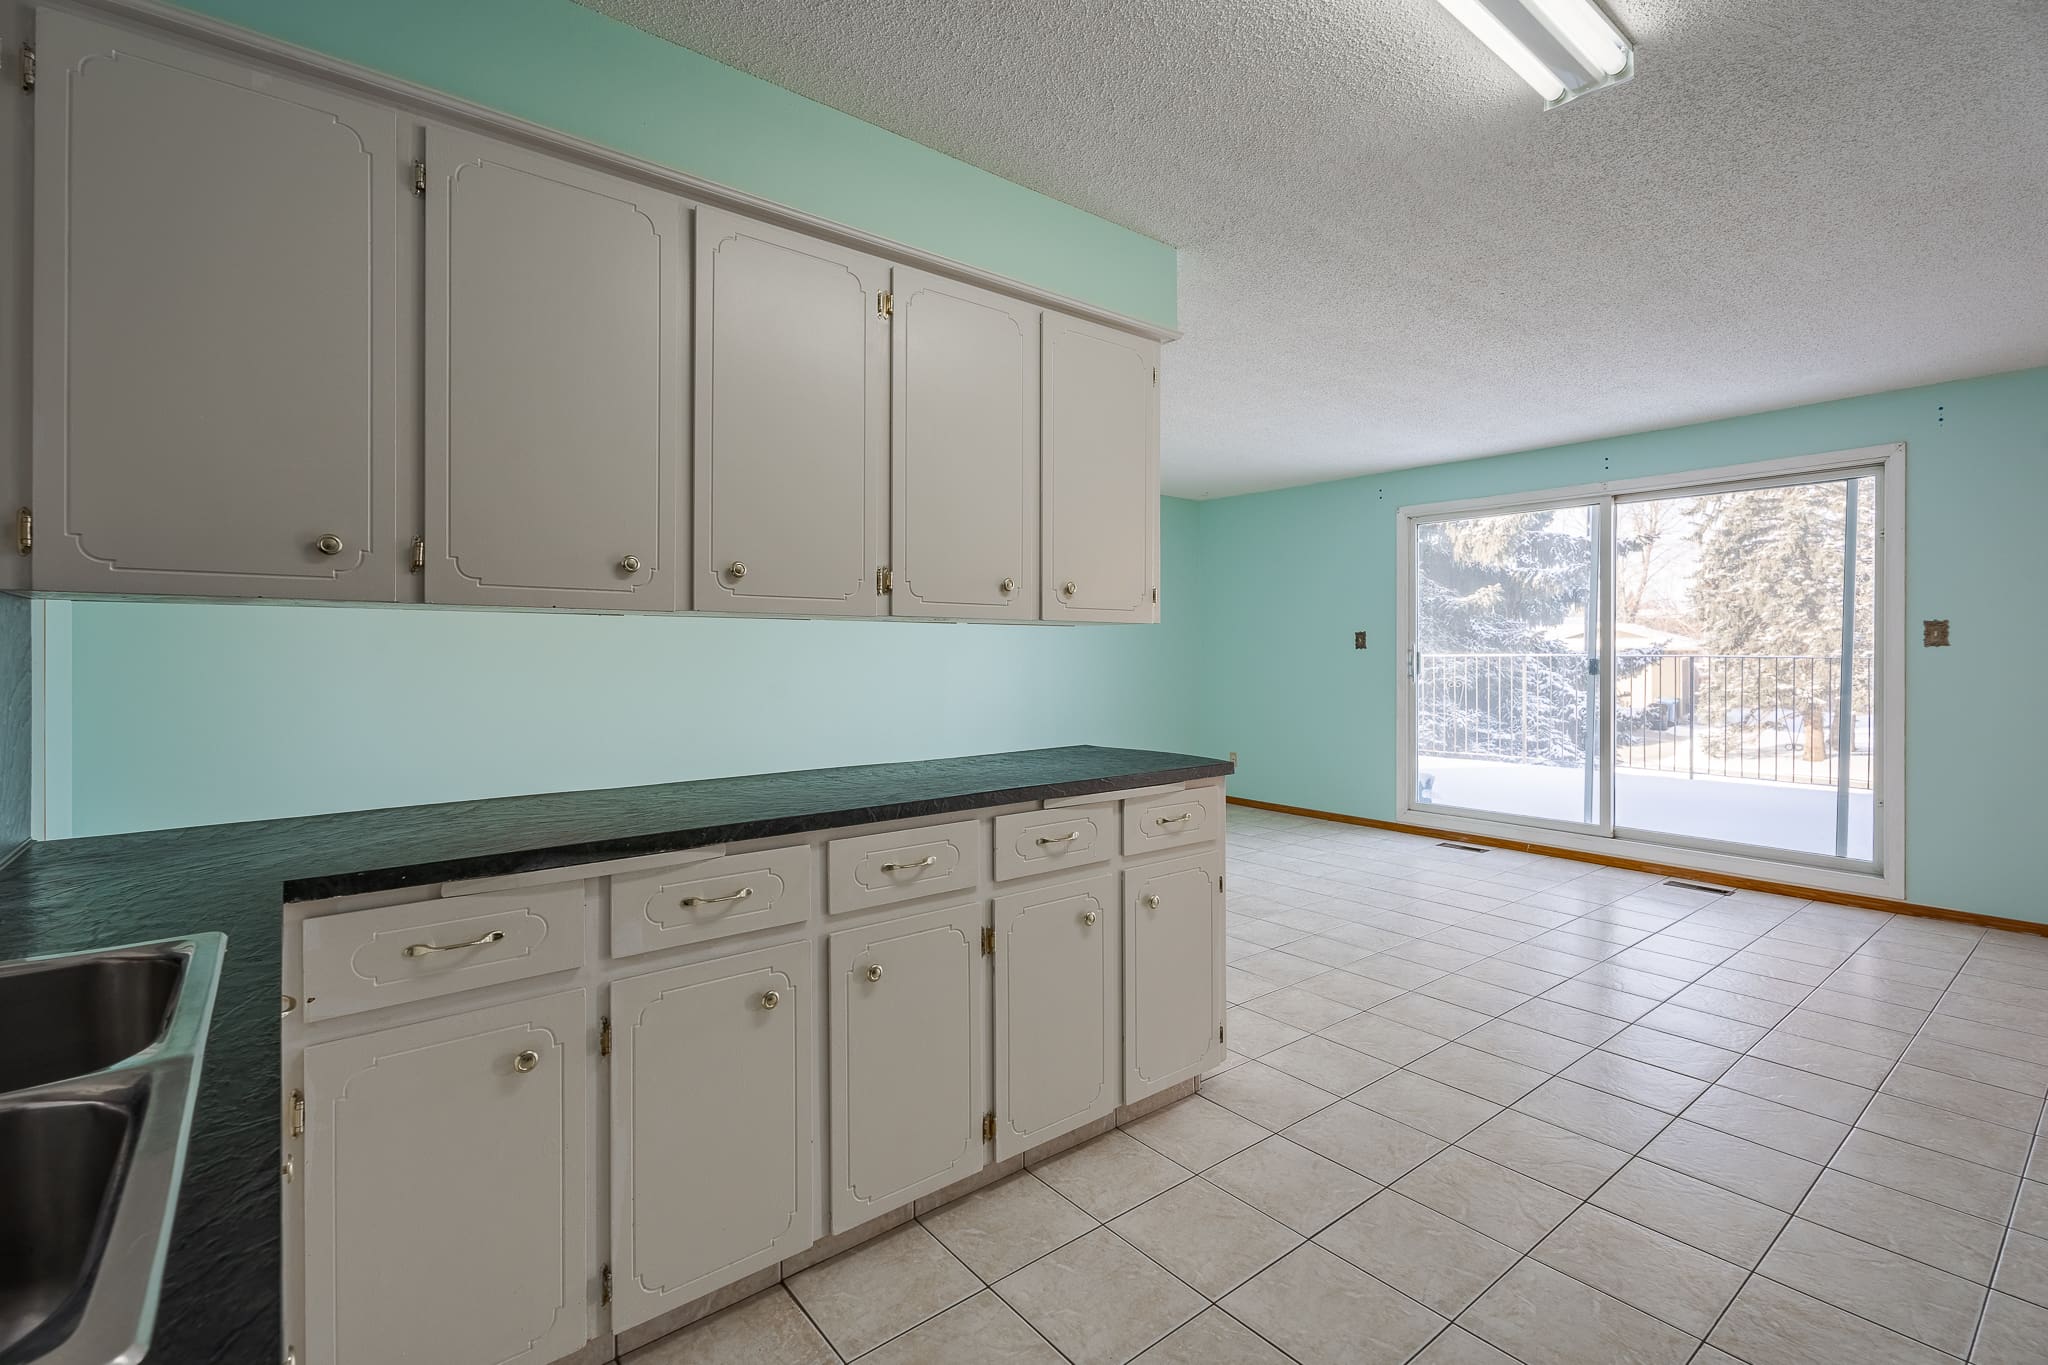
[0,954,183,1094]
[0,935,224,1365]
[0,1097,136,1360]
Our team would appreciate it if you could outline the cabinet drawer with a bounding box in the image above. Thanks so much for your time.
[826,820,984,915]
[1122,786,1223,857]
[301,884,586,1022]
[610,845,812,958]
[993,805,1114,882]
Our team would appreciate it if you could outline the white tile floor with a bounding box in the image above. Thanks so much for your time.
[626,808,2048,1364]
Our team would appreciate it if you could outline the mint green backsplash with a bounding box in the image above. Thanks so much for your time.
[62,501,1204,834]
[1191,368,2048,923]
[166,0,1175,326]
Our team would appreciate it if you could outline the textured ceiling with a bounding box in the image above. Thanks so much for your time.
[579,0,2048,497]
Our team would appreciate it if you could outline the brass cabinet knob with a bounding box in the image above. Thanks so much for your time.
[727,560,748,579]
[865,964,884,983]
[512,1049,540,1073]
[759,989,781,1011]
[1082,910,1099,927]
[619,554,640,574]
[314,534,344,556]
[1061,580,1077,597]
[999,577,1016,595]
[1143,894,1162,909]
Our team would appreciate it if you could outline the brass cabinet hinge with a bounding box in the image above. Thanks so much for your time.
[599,1015,612,1058]
[411,160,427,196]
[876,290,892,319]
[17,42,34,92]
[981,925,995,957]
[289,1089,305,1139]
[1151,366,1159,385]
[1218,1022,1225,1043]
[409,535,425,573]
[14,508,28,556]
[981,1111,995,1143]
[1151,587,1158,604]
[600,1264,612,1307]
[876,566,893,595]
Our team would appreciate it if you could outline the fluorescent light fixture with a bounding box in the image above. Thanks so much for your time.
[1434,0,1635,108]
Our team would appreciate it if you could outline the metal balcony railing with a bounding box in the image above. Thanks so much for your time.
[1415,651,1873,789]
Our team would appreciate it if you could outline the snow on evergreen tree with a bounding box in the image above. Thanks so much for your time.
[1689,478,1874,758]
[1415,511,1595,766]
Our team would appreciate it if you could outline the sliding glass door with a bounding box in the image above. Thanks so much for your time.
[1611,472,1877,862]
[1403,450,1893,880]
[1412,502,1604,828]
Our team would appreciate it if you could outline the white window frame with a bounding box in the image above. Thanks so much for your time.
[1394,443,1906,900]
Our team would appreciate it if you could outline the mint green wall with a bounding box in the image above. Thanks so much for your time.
[168,0,1175,327]
[1192,368,2048,923]
[58,501,1204,835]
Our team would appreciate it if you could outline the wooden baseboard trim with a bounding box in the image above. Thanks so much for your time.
[1225,796,2048,940]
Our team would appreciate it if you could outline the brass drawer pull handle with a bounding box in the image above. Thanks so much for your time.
[512,1049,540,1073]
[404,929,505,958]
[1036,831,1080,846]
[1154,813,1192,826]
[999,577,1016,595]
[1082,910,1099,927]
[314,533,345,556]
[1060,580,1077,598]
[619,554,640,574]
[880,854,938,873]
[727,560,748,579]
[865,964,884,983]
[759,990,781,1011]
[1143,894,1162,909]
[681,886,753,907]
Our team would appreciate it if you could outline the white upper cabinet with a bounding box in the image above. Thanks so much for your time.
[300,990,590,1365]
[1041,312,1160,623]
[610,942,812,1331]
[0,7,28,593]
[695,207,886,616]
[30,12,400,599]
[888,268,1039,619]
[15,16,1167,619]
[425,127,683,610]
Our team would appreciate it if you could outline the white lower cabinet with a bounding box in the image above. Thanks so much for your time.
[992,873,1119,1160]
[300,990,590,1365]
[287,781,1226,1364]
[828,901,989,1230]
[609,942,812,1331]
[1124,854,1227,1102]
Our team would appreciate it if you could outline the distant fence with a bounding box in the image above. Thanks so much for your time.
[1415,651,1872,788]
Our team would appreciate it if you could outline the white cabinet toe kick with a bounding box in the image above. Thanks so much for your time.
[278,778,1225,1365]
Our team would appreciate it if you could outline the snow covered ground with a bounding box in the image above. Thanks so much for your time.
[1419,757,1875,861]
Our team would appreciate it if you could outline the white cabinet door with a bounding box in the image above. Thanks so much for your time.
[31,12,400,599]
[611,942,812,1330]
[425,127,682,610]
[695,207,885,616]
[1124,855,1225,1102]
[992,873,1118,1160]
[828,901,987,1229]
[889,267,1038,619]
[301,991,590,1365]
[1041,311,1159,623]
[0,6,27,593]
